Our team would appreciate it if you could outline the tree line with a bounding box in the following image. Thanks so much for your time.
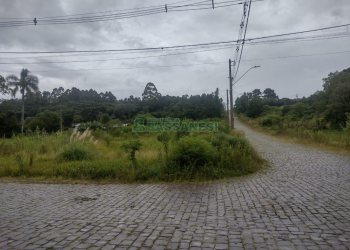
[0,69,224,137]
[235,67,350,129]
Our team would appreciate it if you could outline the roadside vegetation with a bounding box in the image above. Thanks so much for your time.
[0,120,263,182]
[0,71,264,182]
[235,67,350,152]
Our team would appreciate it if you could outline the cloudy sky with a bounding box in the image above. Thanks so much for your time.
[0,0,349,101]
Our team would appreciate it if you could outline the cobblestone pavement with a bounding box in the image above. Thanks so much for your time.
[0,120,349,250]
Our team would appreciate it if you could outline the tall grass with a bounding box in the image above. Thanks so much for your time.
[0,122,264,182]
[239,114,350,151]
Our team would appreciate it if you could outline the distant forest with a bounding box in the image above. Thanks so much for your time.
[235,67,350,129]
[0,74,224,136]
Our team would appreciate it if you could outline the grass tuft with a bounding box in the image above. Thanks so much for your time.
[56,144,94,162]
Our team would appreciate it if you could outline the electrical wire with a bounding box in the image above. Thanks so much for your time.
[0,44,235,60]
[1,32,349,64]
[0,0,249,28]
[0,40,237,54]
[0,45,236,65]
[233,0,252,80]
[2,49,349,74]
[1,23,349,55]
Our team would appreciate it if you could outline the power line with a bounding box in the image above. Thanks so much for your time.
[228,0,253,128]
[232,0,252,80]
[0,0,205,20]
[1,45,349,66]
[245,23,350,42]
[1,62,227,74]
[0,23,349,54]
[0,43,235,60]
[247,33,350,45]
[1,49,349,74]
[0,44,234,60]
[242,49,350,62]
[0,0,250,28]
[0,45,236,65]
[1,32,348,61]
[0,40,236,54]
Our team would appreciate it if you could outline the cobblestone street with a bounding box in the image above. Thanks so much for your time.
[0,120,349,249]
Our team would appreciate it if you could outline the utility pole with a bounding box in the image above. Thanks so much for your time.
[226,89,229,124]
[229,0,252,129]
[229,59,234,128]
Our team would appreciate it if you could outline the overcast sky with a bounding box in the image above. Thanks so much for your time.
[0,0,349,101]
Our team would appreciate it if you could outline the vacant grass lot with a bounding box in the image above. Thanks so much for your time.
[0,121,264,182]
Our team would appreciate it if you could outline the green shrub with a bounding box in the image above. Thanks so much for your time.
[121,140,142,167]
[157,132,171,157]
[56,144,94,162]
[170,136,217,169]
[12,152,36,176]
[304,117,328,131]
[134,160,162,182]
[210,133,226,149]
[210,133,249,151]
[218,120,230,134]
[209,132,262,173]
[260,114,282,128]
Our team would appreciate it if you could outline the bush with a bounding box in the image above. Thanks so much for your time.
[25,111,60,133]
[260,114,282,128]
[211,133,249,150]
[218,120,230,134]
[56,144,94,162]
[121,140,142,167]
[170,136,217,169]
[209,132,262,173]
[157,132,171,156]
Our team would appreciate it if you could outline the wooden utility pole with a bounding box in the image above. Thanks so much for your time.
[229,59,234,129]
[226,89,229,124]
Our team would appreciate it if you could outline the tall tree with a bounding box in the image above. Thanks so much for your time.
[252,89,262,98]
[6,69,39,134]
[0,75,9,95]
[263,88,278,99]
[322,67,350,126]
[142,82,161,100]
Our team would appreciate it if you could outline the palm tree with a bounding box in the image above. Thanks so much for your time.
[6,69,39,134]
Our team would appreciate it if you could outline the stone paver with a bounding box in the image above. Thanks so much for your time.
[0,120,349,249]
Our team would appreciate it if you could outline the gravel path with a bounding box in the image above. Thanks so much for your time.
[0,120,349,249]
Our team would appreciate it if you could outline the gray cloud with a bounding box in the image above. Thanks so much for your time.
[0,0,349,101]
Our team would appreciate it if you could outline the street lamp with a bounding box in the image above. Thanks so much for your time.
[233,66,261,87]
[230,65,261,129]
